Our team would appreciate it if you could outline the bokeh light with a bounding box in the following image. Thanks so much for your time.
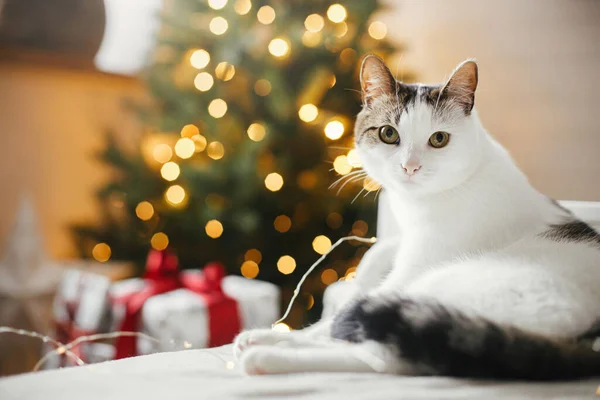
[194,72,214,91]
[205,219,224,238]
[298,104,318,122]
[92,243,111,262]
[247,123,266,142]
[274,215,292,233]
[302,31,322,47]
[135,201,154,221]
[245,248,262,263]
[207,141,225,160]
[208,0,227,10]
[257,5,276,24]
[368,21,388,40]
[347,149,362,167]
[151,232,169,250]
[160,161,181,181]
[165,185,186,205]
[363,177,381,192]
[254,79,272,96]
[268,38,290,57]
[321,268,338,285]
[190,49,210,69]
[180,124,199,138]
[241,260,259,279]
[209,17,229,35]
[234,0,251,15]
[175,138,195,159]
[352,220,369,236]
[327,4,347,23]
[215,62,235,81]
[333,155,352,175]
[192,134,208,152]
[272,322,291,332]
[277,255,296,274]
[153,144,172,163]
[304,14,325,32]
[324,120,345,140]
[326,212,343,229]
[265,172,284,191]
[312,235,332,254]
[208,98,228,118]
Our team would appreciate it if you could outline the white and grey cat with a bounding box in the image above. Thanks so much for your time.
[234,56,600,380]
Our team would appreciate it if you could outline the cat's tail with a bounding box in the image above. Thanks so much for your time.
[331,295,600,380]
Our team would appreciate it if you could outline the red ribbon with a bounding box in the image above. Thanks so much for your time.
[113,250,241,359]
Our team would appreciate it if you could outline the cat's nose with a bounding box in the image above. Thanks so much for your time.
[402,163,421,176]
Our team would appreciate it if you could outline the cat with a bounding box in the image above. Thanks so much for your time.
[233,56,600,380]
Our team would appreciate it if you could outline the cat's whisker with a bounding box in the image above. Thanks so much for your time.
[337,173,368,195]
[351,188,367,204]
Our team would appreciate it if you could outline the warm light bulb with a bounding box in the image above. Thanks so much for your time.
[180,124,199,138]
[160,162,181,181]
[274,215,292,233]
[241,260,259,279]
[192,134,207,152]
[324,120,345,140]
[327,4,347,23]
[312,235,332,255]
[215,62,235,81]
[153,144,172,163]
[208,0,227,10]
[205,219,224,238]
[165,185,186,205]
[304,14,324,32]
[347,149,362,167]
[247,123,266,142]
[208,99,228,118]
[135,201,154,221]
[257,5,275,24]
[272,322,291,332]
[92,243,111,262]
[333,155,352,175]
[207,141,225,160]
[174,138,195,159]
[264,172,284,192]
[190,49,210,69]
[194,72,214,91]
[277,255,296,274]
[268,38,290,57]
[234,0,251,15]
[254,79,272,96]
[209,17,229,35]
[368,21,388,40]
[298,104,318,122]
[151,232,169,250]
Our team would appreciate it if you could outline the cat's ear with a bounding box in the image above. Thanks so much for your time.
[360,55,396,105]
[441,59,478,114]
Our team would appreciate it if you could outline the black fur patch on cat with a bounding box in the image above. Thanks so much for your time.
[542,220,600,246]
[331,295,600,380]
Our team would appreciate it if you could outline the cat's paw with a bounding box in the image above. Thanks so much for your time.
[239,346,286,375]
[232,329,291,360]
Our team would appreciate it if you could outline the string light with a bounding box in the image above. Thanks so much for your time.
[363,177,381,192]
[321,268,338,285]
[174,138,195,159]
[208,0,227,10]
[298,104,318,122]
[215,62,235,81]
[180,124,199,138]
[245,249,262,263]
[264,172,284,191]
[151,232,169,250]
[302,31,322,47]
[352,220,369,236]
[368,21,388,40]
[210,17,229,35]
[207,141,225,159]
[234,0,251,15]
[247,123,266,142]
[268,38,290,57]
[333,155,352,175]
[347,149,362,167]
[241,260,259,279]
[92,243,111,262]
[327,4,347,23]
[272,322,291,332]
[208,99,228,118]
[136,201,154,221]
[192,134,208,152]
[190,49,210,69]
[153,144,172,163]
[194,72,214,91]
[277,255,296,274]
[254,79,272,96]
[304,14,324,32]
[312,235,332,254]
[160,162,181,181]
[205,219,224,238]
[256,5,275,24]
[165,185,186,205]
[326,212,343,229]
[274,215,292,233]
[324,120,345,140]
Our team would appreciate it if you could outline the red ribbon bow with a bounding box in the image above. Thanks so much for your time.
[113,250,241,359]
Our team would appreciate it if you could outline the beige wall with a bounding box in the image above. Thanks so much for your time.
[381,0,600,200]
[0,63,144,258]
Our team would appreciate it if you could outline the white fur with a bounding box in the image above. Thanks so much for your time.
[234,61,600,375]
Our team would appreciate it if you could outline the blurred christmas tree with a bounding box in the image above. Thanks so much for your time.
[73,0,404,324]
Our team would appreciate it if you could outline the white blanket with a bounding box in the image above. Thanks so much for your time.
[0,345,597,399]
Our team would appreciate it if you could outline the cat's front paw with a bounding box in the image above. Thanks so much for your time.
[239,346,284,375]
[233,329,291,360]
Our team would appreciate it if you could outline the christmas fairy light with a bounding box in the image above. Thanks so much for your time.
[160,162,180,181]
[175,138,195,159]
[264,172,284,191]
[208,99,228,118]
[321,268,338,285]
[151,232,169,250]
[215,62,235,81]
[190,49,210,69]
[136,201,154,221]
[347,149,362,167]
[277,255,296,274]
[312,235,332,254]
[363,177,381,192]
[209,17,229,35]
[208,0,227,10]
[324,120,345,140]
[245,248,262,263]
[327,4,347,23]
[273,215,292,233]
[254,79,272,96]
[302,31,322,47]
[153,144,172,163]
[368,21,388,40]
[165,185,186,205]
[234,0,251,15]
[241,260,259,279]
[193,134,208,152]
[207,141,225,160]
[194,72,214,91]
[247,122,266,142]
[298,104,318,122]
[333,155,352,175]
[272,322,291,332]
[268,38,290,57]
[205,219,224,238]
[304,14,324,32]
[180,124,199,138]
[92,243,111,262]
[257,5,275,24]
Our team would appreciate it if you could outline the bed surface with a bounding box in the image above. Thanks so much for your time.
[0,345,597,400]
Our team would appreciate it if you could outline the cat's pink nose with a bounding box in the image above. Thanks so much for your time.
[402,163,421,176]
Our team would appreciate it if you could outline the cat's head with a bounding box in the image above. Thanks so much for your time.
[354,56,484,196]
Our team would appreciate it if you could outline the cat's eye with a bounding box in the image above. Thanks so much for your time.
[378,125,400,145]
[429,131,450,148]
